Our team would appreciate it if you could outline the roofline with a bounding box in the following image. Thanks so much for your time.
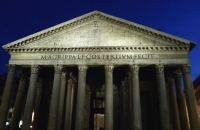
[2,10,194,49]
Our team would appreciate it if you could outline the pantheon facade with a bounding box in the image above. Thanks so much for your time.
[0,11,199,130]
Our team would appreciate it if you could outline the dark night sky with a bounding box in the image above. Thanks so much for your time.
[0,0,199,80]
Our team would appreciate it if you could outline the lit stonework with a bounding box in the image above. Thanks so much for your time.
[0,11,199,130]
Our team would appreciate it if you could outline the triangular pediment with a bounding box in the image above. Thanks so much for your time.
[2,11,194,51]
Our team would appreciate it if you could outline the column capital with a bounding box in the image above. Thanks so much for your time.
[18,69,26,81]
[104,65,114,73]
[173,69,182,78]
[61,68,67,81]
[7,64,16,73]
[181,64,191,74]
[129,65,140,74]
[31,65,41,74]
[78,65,88,74]
[155,64,164,74]
[54,65,63,74]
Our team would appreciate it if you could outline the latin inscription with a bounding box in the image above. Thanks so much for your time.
[41,54,154,60]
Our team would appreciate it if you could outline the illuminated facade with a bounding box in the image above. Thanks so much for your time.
[0,11,199,130]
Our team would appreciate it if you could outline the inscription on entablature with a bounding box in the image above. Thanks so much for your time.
[41,54,154,60]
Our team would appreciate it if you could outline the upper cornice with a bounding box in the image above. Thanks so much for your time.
[2,10,195,50]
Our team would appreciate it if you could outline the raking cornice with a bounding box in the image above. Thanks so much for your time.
[2,11,195,50]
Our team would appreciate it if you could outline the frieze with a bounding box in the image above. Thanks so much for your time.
[5,46,189,53]
[41,54,154,60]
[4,11,191,49]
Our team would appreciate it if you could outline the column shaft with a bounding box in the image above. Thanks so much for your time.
[75,66,88,130]
[130,65,142,130]
[127,71,133,130]
[182,65,200,130]
[57,69,67,130]
[48,65,63,130]
[32,80,42,130]
[22,65,40,130]
[121,81,127,130]
[174,70,190,130]
[167,77,181,130]
[64,76,73,130]
[0,65,16,130]
[104,65,114,130]
[155,65,171,130]
[10,70,26,130]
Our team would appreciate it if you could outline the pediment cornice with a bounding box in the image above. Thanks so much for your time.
[2,11,195,50]
[6,46,189,53]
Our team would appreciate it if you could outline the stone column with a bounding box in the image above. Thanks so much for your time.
[130,65,142,130]
[181,64,200,130]
[75,65,88,130]
[0,65,16,130]
[32,80,42,130]
[155,65,171,130]
[173,69,190,130]
[121,81,127,130]
[127,71,133,130]
[22,65,41,130]
[48,65,63,130]
[57,69,67,130]
[167,76,181,130]
[10,69,26,130]
[64,77,73,130]
[104,65,114,130]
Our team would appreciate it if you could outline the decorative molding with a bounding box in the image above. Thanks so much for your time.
[78,65,88,75]
[7,64,16,73]
[104,65,114,73]
[5,46,190,53]
[130,65,139,74]
[155,64,164,74]
[4,12,190,50]
[181,64,191,73]
[31,65,41,74]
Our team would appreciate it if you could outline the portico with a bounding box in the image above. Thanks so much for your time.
[0,11,199,130]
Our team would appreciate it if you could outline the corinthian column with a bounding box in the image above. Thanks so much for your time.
[130,65,142,130]
[57,69,67,130]
[181,64,200,130]
[10,69,26,130]
[174,70,190,130]
[32,80,43,130]
[167,76,181,130]
[75,65,88,130]
[104,65,114,130]
[22,65,41,130]
[127,71,133,130]
[48,65,63,130]
[0,64,16,130]
[64,78,73,130]
[155,65,171,130]
[64,72,77,130]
